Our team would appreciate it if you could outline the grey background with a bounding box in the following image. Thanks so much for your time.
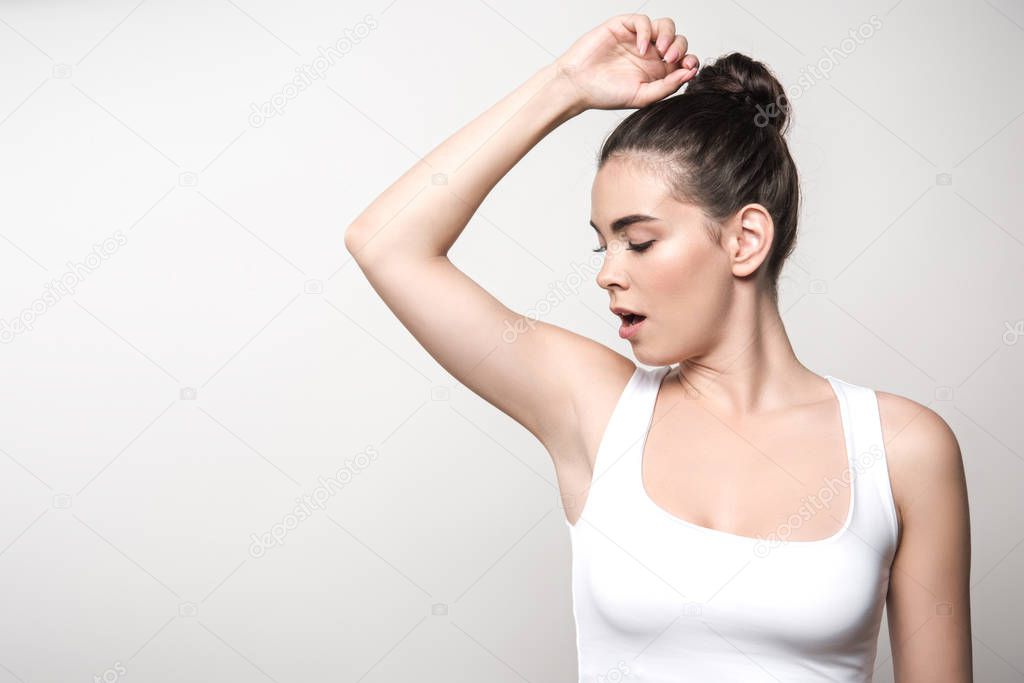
[0,0,1021,681]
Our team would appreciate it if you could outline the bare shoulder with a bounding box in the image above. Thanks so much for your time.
[875,390,967,538]
[541,327,637,466]
[876,389,972,677]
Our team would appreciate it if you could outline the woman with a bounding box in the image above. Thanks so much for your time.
[345,14,972,682]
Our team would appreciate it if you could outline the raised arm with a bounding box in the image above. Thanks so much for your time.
[344,14,698,451]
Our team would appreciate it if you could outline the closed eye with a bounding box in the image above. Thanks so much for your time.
[592,241,655,253]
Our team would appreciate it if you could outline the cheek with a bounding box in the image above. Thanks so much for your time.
[649,243,732,320]
[645,241,718,295]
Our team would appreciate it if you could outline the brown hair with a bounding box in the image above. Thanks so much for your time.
[598,52,800,302]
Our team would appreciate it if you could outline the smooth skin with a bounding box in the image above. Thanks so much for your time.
[344,14,972,682]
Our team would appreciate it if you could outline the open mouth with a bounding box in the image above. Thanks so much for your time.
[621,313,646,325]
[617,312,647,340]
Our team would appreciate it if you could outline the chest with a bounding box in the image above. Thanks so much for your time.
[571,520,891,651]
[638,398,854,543]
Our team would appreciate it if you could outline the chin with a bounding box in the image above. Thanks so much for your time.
[632,347,664,367]
[632,342,683,369]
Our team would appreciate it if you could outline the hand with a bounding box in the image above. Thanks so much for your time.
[554,14,699,112]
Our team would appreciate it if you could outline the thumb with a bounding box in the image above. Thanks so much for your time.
[635,67,695,105]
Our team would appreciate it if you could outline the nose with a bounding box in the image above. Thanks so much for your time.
[595,243,628,291]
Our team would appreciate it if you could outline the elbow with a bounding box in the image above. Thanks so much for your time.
[345,223,445,266]
[344,224,374,264]
[343,223,363,252]
[344,223,404,271]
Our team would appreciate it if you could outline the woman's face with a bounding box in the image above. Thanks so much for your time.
[590,156,737,366]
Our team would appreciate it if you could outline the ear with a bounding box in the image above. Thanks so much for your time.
[727,204,774,278]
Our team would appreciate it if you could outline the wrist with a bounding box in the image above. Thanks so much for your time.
[534,61,588,121]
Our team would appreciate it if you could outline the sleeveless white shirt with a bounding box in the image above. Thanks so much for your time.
[566,365,900,682]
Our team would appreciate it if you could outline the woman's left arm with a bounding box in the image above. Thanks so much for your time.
[880,392,973,682]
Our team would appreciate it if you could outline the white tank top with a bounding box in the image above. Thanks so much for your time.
[566,365,900,682]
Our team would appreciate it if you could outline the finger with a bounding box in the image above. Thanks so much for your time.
[636,65,696,103]
[665,35,690,64]
[620,14,653,55]
[653,18,676,56]
[681,52,699,71]
[637,15,653,55]
[663,36,683,64]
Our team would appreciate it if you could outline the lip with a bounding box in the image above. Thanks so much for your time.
[618,316,646,340]
[610,306,644,317]
[611,306,647,340]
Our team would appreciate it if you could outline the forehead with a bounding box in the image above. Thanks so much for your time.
[592,156,664,205]
[590,157,701,231]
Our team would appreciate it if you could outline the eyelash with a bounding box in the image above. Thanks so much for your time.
[592,241,655,253]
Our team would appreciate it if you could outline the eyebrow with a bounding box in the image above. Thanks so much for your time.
[590,214,661,235]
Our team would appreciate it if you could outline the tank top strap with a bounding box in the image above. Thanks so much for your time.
[825,375,901,554]
[576,365,672,528]
[592,365,671,481]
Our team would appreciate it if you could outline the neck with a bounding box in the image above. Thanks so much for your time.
[676,292,817,416]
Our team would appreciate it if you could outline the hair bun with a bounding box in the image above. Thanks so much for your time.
[686,52,790,134]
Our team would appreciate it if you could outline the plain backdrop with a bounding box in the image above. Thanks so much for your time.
[0,0,1021,681]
